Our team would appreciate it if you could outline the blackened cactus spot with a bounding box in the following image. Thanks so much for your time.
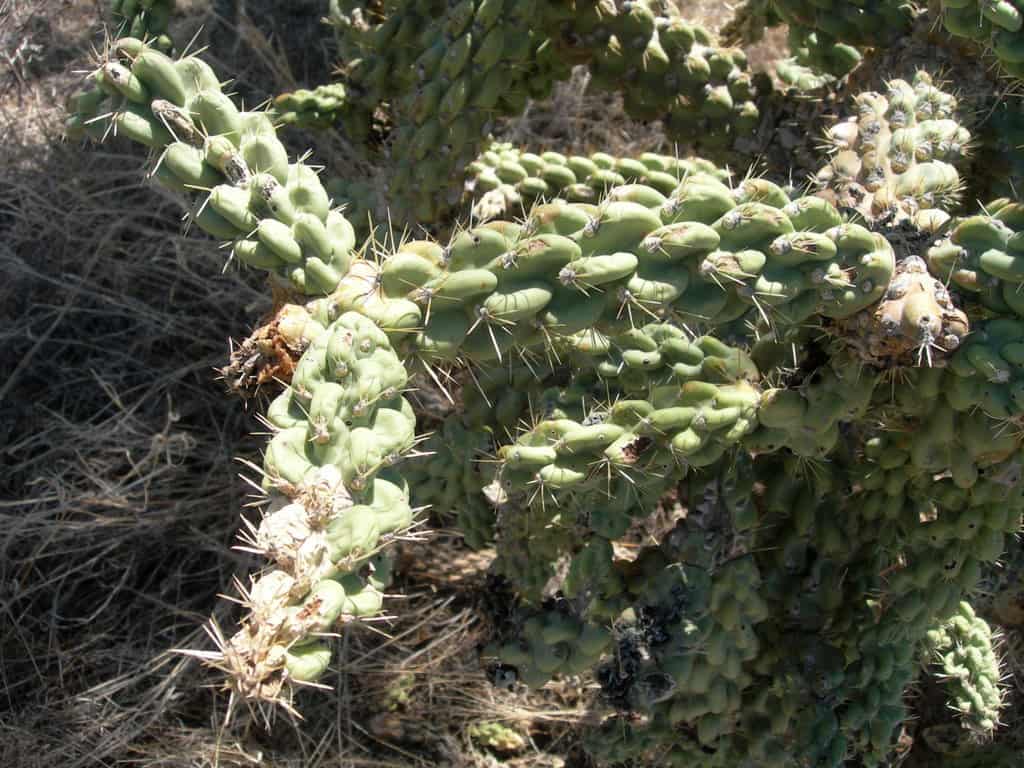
[621,435,653,463]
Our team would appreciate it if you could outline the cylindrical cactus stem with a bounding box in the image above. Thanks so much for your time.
[939,0,1024,79]
[321,178,904,371]
[207,312,417,705]
[66,39,357,296]
[465,143,731,221]
[542,0,765,152]
[924,601,1007,734]
[816,71,972,230]
[928,199,1024,320]
[111,0,176,53]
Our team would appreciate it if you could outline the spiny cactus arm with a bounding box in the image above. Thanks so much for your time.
[326,0,574,223]
[324,180,917,375]
[221,159,971,406]
[939,0,1024,79]
[778,26,863,89]
[111,0,175,53]
[66,38,356,296]
[928,200,1024,320]
[924,601,1007,734]
[770,0,913,48]
[466,142,731,221]
[726,0,910,89]
[542,0,763,150]
[201,312,418,707]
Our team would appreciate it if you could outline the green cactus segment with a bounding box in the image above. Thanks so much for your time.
[571,322,760,395]
[747,356,877,458]
[743,0,912,91]
[777,26,863,90]
[928,200,1024,318]
[111,0,175,53]
[330,0,572,223]
[485,335,759,599]
[273,83,359,134]
[326,183,894,365]
[945,317,1024,422]
[543,0,762,151]
[65,41,357,295]
[924,601,1006,734]
[497,338,760,496]
[467,142,730,220]
[486,604,611,687]
[772,0,912,49]
[220,312,416,699]
[405,416,497,549]
[940,0,1024,78]
[740,456,1003,768]
[817,71,971,229]
[614,552,769,749]
[467,721,527,753]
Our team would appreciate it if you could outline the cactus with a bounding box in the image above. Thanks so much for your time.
[939,0,1024,78]
[314,0,765,224]
[542,1,764,151]
[65,40,356,296]
[725,0,911,87]
[111,0,175,53]
[816,71,971,230]
[64,4,1024,765]
[466,142,730,220]
[467,721,527,753]
[924,601,1006,734]
[214,311,416,702]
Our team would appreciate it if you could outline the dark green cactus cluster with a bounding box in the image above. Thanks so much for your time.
[486,601,611,687]
[776,26,862,90]
[405,415,497,548]
[940,0,1024,78]
[327,0,573,222]
[317,0,764,223]
[975,99,1024,202]
[111,0,175,53]
[724,0,912,88]
[771,0,912,48]
[65,3,1024,764]
[541,1,763,150]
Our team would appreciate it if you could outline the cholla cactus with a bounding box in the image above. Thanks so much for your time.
[64,2,1024,765]
[315,0,765,223]
[111,0,175,52]
[939,0,1024,78]
[817,71,971,230]
[924,601,1006,734]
